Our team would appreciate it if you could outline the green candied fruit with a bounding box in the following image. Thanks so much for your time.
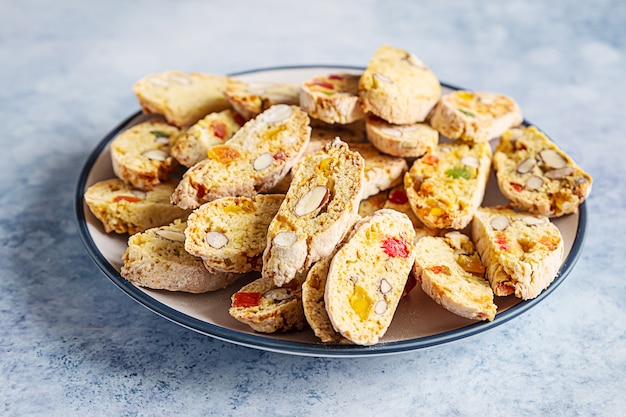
[150,130,170,138]
[445,166,473,180]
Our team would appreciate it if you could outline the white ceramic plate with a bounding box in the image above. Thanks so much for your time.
[75,65,587,357]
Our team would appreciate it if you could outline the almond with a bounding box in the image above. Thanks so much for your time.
[461,155,480,168]
[374,72,393,84]
[253,152,274,171]
[379,278,392,294]
[545,166,574,180]
[539,149,567,169]
[294,185,329,216]
[526,175,544,190]
[516,158,536,174]
[490,215,510,231]
[262,288,294,302]
[273,231,297,247]
[142,149,170,161]
[374,299,388,315]
[262,104,293,123]
[205,231,228,249]
[155,229,186,243]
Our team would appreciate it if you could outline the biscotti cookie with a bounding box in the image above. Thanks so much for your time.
[359,45,441,124]
[110,120,182,191]
[300,73,365,124]
[472,206,564,300]
[223,80,300,120]
[302,247,348,344]
[170,109,244,168]
[84,178,190,234]
[121,219,241,293]
[184,194,284,274]
[229,275,306,333]
[365,115,439,158]
[325,209,416,346]
[413,232,496,321]
[133,70,231,127]
[293,139,407,200]
[429,90,523,143]
[171,104,311,210]
[493,126,592,217]
[262,138,365,287]
[404,140,492,229]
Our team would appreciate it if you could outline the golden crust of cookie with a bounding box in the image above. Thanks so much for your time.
[429,90,523,143]
[365,115,439,158]
[133,71,232,127]
[300,73,365,124]
[223,80,300,120]
[493,126,592,217]
[170,109,244,168]
[84,178,190,235]
[229,275,306,333]
[262,139,364,287]
[184,194,284,274]
[472,206,564,300]
[404,140,492,229]
[324,209,416,346]
[171,104,311,210]
[413,232,496,321]
[359,45,441,124]
[121,219,241,293]
[110,120,182,191]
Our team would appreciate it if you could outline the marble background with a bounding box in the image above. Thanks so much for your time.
[1,0,624,416]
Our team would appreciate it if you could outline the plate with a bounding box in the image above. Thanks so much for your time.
[75,65,587,357]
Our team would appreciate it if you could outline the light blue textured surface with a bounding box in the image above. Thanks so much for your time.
[1,0,624,416]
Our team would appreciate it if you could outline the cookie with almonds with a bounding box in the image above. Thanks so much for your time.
[472,206,564,300]
[121,219,242,293]
[171,104,311,210]
[184,194,284,274]
[110,119,182,191]
[493,126,592,217]
[262,138,364,287]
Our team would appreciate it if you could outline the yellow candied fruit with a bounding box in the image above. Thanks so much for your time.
[317,157,335,174]
[223,199,255,214]
[263,125,286,141]
[456,91,475,101]
[207,145,241,164]
[350,284,373,321]
[430,207,443,217]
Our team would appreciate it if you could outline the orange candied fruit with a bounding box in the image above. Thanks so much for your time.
[207,145,241,164]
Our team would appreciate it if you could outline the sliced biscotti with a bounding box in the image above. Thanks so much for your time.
[121,219,241,293]
[302,247,347,343]
[493,126,592,217]
[472,206,564,300]
[110,120,182,191]
[359,45,441,124]
[171,104,311,210]
[170,109,244,168]
[429,90,523,143]
[413,232,496,321]
[300,73,365,124]
[184,194,284,274]
[84,178,190,234]
[223,80,300,120]
[365,115,439,158]
[133,70,231,127]
[229,275,306,333]
[404,140,492,229]
[325,209,417,346]
[262,138,365,287]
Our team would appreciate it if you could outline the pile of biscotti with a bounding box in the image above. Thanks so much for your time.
[84,44,592,346]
